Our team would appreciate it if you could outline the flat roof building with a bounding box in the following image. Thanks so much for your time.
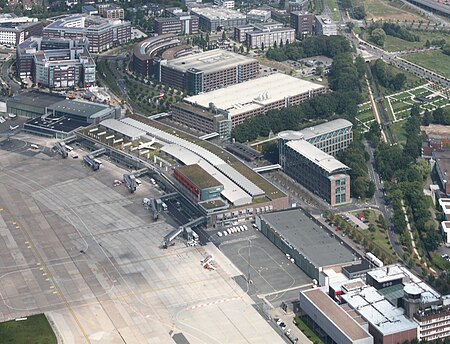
[433,150,450,196]
[245,26,295,49]
[191,6,246,31]
[290,11,314,37]
[0,14,42,47]
[234,22,283,42]
[315,15,337,36]
[300,289,373,344]
[96,4,124,20]
[257,208,357,280]
[43,15,131,53]
[154,15,199,35]
[246,9,271,23]
[6,91,65,118]
[172,73,325,139]
[158,49,259,94]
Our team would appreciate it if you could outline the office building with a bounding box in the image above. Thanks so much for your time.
[172,73,325,139]
[0,14,42,47]
[154,15,199,35]
[16,37,95,89]
[82,5,98,15]
[246,9,271,23]
[315,15,337,36]
[257,208,357,280]
[174,164,224,202]
[132,34,180,77]
[288,0,309,12]
[433,150,450,196]
[214,0,234,8]
[300,289,374,344]
[246,26,295,49]
[281,139,351,206]
[290,11,314,36]
[191,7,246,31]
[158,49,259,94]
[43,15,131,53]
[234,22,283,42]
[278,118,353,157]
[96,4,125,20]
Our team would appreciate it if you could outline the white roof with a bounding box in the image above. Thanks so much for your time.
[439,198,450,215]
[161,144,252,206]
[119,117,264,197]
[191,6,246,19]
[100,118,145,139]
[184,73,324,118]
[342,286,418,335]
[297,119,353,140]
[286,140,349,174]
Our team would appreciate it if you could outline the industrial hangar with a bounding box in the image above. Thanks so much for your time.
[75,113,289,227]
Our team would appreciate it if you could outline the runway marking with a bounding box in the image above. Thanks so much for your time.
[36,263,41,266]
[50,286,54,289]
[186,297,240,311]
[39,268,43,271]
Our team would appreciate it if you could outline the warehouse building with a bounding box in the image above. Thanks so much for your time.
[281,139,350,206]
[16,37,95,89]
[6,91,65,118]
[172,73,325,139]
[174,164,224,202]
[191,7,246,31]
[300,289,374,344]
[132,34,180,77]
[43,14,131,53]
[158,49,259,94]
[0,14,43,47]
[256,208,357,280]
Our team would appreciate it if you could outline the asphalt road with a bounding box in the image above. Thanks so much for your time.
[1,56,21,94]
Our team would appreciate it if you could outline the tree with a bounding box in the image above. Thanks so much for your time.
[371,28,386,46]
[221,30,226,41]
[261,42,265,51]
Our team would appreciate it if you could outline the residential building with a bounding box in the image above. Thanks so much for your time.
[174,164,224,202]
[290,11,314,36]
[281,139,351,206]
[0,14,42,47]
[278,118,353,157]
[246,26,295,49]
[191,7,246,31]
[132,34,180,77]
[154,15,199,35]
[315,15,337,36]
[16,37,95,89]
[213,0,234,8]
[171,73,325,138]
[246,9,271,23]
[256,208,358,280]
[234,22,283,42]
[300,289,374,344]
[96,4,125,20]
[157,49,259,94]
[43,15,131,53]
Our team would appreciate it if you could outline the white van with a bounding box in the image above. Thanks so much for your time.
[30,144,39,149]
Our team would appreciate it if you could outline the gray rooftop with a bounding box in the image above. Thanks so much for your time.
[48,99,112,119]
[298,118,352,140]
[191,7,246,20]
[8,91,65,109]
[100,118,145,139]
[164,49,257,74]
[260,208,356,268]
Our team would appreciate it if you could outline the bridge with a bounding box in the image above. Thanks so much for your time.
[253,164,281,173]
[199,132,219,140]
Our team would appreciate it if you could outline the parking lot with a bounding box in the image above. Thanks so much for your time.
[0,133,285,344]
[211,227,312,306]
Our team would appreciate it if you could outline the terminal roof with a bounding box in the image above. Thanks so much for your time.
[49,99,111,119]
[176,164,223,189]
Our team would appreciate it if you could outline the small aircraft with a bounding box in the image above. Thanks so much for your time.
[9,125,19,131]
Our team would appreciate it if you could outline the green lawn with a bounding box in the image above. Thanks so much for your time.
[390,121,408,144]
[403,50,450,79]
[0,314,57,344]
[326,0,340,21]
[383,31,450,52]
[294,316,325,344]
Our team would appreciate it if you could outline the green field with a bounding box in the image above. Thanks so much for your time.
[326,0,340,21]
[390,121,408,144]
[0,314,57,344]
[383,31,450,52]
[364,0,423,22]
[403,50,450,79]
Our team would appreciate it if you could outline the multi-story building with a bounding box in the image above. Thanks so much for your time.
[132,34,180,77]
[96,4,125,20]
[278,119,353,157]
[433,150,450,196]
[234,22,283,42]
[290,11,314,37]
[213,0,234,8]
[246,9,272,23]
[191,6,246,31]
[16,37,95,89]
[288,0,309,12]
[246,26,295,49]
[157,49,259,94]
[43,15,131,53]
[281,139,351,206]
[154,15,199,35]
[171,73,326,139]
[0,14,42,47]
[315,15,337,36]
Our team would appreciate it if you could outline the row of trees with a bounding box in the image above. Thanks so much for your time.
[232,53,366,142]
[367,23,420,47]
[265,35,352,62]
[422,107,450,126]
[341,0,366,19]
[371,60,407,92]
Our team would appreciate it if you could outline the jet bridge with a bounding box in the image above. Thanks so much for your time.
[54,142,68,158]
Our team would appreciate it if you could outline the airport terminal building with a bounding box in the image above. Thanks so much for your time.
[172,73,326,139]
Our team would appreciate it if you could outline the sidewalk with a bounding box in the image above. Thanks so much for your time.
[269,308,312,344]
